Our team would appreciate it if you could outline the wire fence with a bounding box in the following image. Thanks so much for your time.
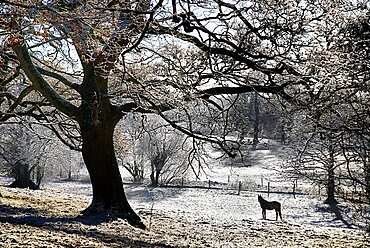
[155,177,307,198]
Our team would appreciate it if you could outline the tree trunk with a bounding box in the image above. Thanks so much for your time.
[252,92,260,148]
[150,163,158,187]
[10,162,39,190]
[80,120,145,229]
[74,65,145,229]
[324,145,338,205]
[324,166,337,204]
[364,155,370,204]
[280,121,286,145]
[155,167,161,186]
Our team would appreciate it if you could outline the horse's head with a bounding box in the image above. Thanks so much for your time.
[258,194,262,202]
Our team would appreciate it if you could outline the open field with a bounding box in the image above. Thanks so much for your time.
[0,183,368,248]
[0,144,369,247]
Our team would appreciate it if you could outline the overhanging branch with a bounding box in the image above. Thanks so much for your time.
[9,85,34,111]
[197,84,293,102]
[12,43,78,118]
[36,66,80,93]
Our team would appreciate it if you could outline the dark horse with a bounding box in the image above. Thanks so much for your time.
[258,195,282,221]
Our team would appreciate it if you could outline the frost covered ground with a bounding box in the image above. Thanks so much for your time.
[0,143,369,247]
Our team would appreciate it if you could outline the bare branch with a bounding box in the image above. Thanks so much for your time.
[12,43,78,118]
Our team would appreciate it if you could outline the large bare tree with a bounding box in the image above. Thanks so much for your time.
[1,0,367,228]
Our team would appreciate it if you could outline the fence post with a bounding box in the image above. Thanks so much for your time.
[208,180,211,189]
[293,181,296,199]
[268,182,270,197]
[261,177,264,187]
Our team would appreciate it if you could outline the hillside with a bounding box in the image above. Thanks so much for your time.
[0,143,368,247]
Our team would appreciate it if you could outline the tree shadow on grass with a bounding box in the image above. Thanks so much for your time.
[314,203,354,229]
[125,184,187,204]
[0,204,174,248]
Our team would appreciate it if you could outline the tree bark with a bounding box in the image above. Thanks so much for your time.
[77,68,145,229]
[252,92,260,148]
[80,121,145,229]
[9,163,39,190]
[324,145,338,205]
[364,155,370,204]
[150,163,159,187]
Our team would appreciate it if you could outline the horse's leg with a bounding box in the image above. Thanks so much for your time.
[262,209,266,219]
[275,210,278,221]
[279,209,283,221]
